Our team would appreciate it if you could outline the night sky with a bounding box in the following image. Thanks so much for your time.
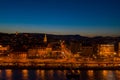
[0,0,120,36]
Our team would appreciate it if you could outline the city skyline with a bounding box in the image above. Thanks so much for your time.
[0,0,120,37]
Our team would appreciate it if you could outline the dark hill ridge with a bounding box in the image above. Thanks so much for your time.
[0,32,120,44]
[0,32,120,52]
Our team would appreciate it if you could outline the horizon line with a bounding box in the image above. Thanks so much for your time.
[0,32,119,38]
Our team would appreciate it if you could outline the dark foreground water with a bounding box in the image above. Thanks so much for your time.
[0,69,120,80]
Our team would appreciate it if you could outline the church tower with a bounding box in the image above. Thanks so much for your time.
[16,31,18,35]
[44,34,47,43]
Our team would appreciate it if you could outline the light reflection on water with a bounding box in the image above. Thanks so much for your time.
[0,69,120,80]
[107,71,116,80]
[87,70,94,80]
[22,69,28,80]
[0,70,2,79]
[6,69,12,80]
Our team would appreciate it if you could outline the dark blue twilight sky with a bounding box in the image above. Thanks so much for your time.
[0,0,120,36]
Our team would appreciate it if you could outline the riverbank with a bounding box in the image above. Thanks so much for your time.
[0,65,120,70]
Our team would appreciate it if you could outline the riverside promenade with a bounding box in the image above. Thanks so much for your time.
[0,58,120,70]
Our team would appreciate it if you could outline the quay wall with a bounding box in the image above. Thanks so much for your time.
[0,62,120,70]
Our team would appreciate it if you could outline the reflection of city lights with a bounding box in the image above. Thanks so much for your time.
[77,70,81,74]
[48,70,54,80]
[40,70,45,80]
[6,69,12,80]
[88,70,94,77]
[63,70,67,75]
[57,70,62,76]
[22,69,28,80]
[103,70,108,77]
[36,70,40,80]
[36,69,40,74]
[115,70,120,78]
[58,70,67,80]
[0,70,1,77]
[107,71,115,79]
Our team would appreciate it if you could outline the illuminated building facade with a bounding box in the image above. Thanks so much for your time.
[98,44,116,57]
[118,42,120,56]
[9,52,27,59]
[81,46,93,56]
[27,34,71,59]
[27,47,52,58]
[0,45,9,54]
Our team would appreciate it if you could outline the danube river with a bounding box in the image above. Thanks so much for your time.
[0,69,120,80]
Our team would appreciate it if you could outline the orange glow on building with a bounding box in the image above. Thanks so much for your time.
[119,42,120,56]
[27,47,52,57]
[98,44,116,57]
[0,45,9,53]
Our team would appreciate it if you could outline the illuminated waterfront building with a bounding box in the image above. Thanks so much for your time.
[81,46,93,57]
[27,47,52,58]
[118,42,120,56]
[27,35,72,59]
[31,34,57,58]
[98,44,116,57]
[9,52,27,59]
[0,45,9,54]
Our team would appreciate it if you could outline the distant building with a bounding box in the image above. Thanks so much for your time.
[98,44,116,57]
[81,46,93,56]
[27,47,52,58]
[9,52,27,59]
[27,35,69,59]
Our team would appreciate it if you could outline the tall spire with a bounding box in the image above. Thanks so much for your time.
[44,34,47,43]
[16,31,18,35]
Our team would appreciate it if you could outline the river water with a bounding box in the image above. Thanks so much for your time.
[0,69,120,80]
